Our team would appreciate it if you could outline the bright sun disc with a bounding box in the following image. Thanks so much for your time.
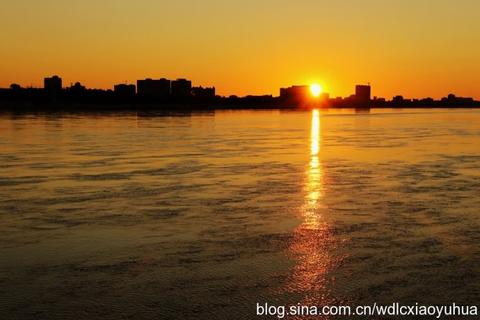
[310,84,322,97]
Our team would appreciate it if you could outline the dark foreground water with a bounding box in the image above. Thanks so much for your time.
[1,109,480,319]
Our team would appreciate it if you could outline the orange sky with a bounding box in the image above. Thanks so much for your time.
[1,0,479,98]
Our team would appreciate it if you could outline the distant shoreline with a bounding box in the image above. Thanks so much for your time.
[3,79,479,111]
[1,102,480,114]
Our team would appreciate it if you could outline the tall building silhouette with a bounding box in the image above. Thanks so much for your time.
[355,84,371,104]
[171,79,192,98]
[44,75,62,94]
[137,78,170,98]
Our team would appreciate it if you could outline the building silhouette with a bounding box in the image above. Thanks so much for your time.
[442,93,474,106]
[44,75,62,94]
[114,84,136,98]
[137,78,170,98]
[69,82,86,92]
[171,78,192,98]
[355,84,371,105]
[280,85,310,105]
[192,86,215,98]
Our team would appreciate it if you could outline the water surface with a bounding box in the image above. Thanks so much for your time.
[1,109,480,319]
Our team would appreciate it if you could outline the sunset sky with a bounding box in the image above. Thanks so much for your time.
[1,0,479,98]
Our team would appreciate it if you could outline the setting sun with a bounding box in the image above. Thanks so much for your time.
[310,84,322,97]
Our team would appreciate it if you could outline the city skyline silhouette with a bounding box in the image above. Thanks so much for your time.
[1,73,478,110]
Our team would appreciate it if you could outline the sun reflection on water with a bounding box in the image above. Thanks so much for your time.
[286,109,337,311]
[306,109,323,222]
[311,109,320,156]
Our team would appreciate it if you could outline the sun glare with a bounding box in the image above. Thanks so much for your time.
[310,84,322,97]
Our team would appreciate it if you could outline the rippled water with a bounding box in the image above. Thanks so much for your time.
[1,109,480,319]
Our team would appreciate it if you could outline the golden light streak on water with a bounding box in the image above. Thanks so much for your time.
[304,109,323,228]
[286,110,337,313]
[311,109,320,156]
